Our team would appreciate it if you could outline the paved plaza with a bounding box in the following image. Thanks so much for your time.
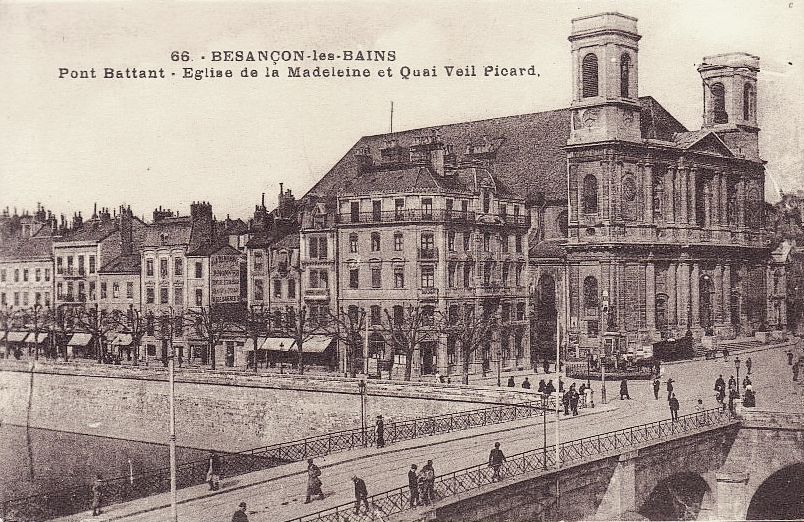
[61,341,801,522]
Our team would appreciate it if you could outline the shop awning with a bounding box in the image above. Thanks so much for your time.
[110,333,133,346]
[295,335,334,354]
[67,333,93,346]
[30,333,49,344]
[6,331,30,343]
[260,337,296,352]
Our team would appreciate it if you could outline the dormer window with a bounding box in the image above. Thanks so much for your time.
[582,53,599,98]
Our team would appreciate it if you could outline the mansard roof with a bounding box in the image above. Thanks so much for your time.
[142,217,193,248]
[55,218,119,244]
[308,96,688,203]
[99,253,141,274]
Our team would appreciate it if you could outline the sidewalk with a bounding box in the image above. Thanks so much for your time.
[55,401,618,521]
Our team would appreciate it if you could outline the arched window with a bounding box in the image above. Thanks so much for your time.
[743,83,754,121]
[620,53,631,98]
[582,54,599,98]
[583,276,599,315]
[582,174,598,214]
[368,332,386,358]
[712,83,727,124]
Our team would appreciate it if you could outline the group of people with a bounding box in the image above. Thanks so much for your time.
[407,460,436,508]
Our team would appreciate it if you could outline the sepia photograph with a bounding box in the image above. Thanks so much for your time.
[1,1,803,520]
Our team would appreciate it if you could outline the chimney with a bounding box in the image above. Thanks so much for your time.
[261,192,266,209]
[120,206,133,255]
[153,206,173,223]
[72,211,83,229]
[190,201,214,249]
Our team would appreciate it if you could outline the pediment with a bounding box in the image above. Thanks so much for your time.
[685,133,734,157]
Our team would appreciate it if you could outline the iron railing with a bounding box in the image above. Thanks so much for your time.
[292,408,735,522]
[1,395,563,521]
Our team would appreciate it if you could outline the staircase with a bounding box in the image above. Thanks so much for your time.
[720,338,764,352]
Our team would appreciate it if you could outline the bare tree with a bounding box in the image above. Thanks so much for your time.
[384,303,442,381]
[272,305,325,375]
[325,306,367,378]
[0,308,23,359]
[184,305,246,369]
[108,305,149,365]
[73,304,119,362]
[445,303,497,385]
[21,304,52,360]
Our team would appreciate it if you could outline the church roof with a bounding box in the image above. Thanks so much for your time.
[307,96,688,203]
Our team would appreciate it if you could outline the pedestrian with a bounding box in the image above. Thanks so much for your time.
[653,377,660,400]
[728,387,738,414]
[558,378,565,393]
[488,442,506,482]
[417,465,430,505]
[569,383,580,415]
[788,350,794,365]
[538,379,546,394]
[578,382,587,396]
[522,377,531,389]
[545,379,555,395]
[714,374,725,395]
[746,357,752,375]
[352,475,369,515]
[562,389,571,416]
[407,464,419,507]
[666,378,674,400]
[375,415,385,448]
[435,371,442,383]
[619,378,631,400]
[669,393,680,421]
[507,376,515,387]
[742,375,752,390]
[654,359,661,377]
[695,398,705,412]
[422,459,435,501]
[743,384,756,407]
[723,346,730,361]
[728,375,736,391]
[543,358,550,373]
[231,502,249,522]
[794,361,800,381]
[91,474,103,516]
[207,451,221,491]
[305,459,324,503]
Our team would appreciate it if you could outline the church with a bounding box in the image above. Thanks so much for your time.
[304,11,779,374]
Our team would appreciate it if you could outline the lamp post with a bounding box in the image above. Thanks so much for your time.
[358,377,367,447]
[542,392,548,470]
[586,352,592,389]
[735,356,741,398]
[161,308,178,522]
[496,347,502,387]
[600,352,607,405]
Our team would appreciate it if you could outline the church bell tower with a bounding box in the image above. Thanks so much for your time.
[568,12,642,145]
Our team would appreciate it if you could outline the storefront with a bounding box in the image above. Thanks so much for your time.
[67,332,93,358]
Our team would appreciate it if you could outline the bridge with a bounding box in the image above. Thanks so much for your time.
[29,340,804,521]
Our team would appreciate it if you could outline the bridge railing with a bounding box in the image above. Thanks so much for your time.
[292,408,735,522]
[1,395,563,521]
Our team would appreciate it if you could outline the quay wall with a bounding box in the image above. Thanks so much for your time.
[0,361,538,451]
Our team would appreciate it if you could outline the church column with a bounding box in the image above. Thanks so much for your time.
[720,172,728,227]
[646,262,656,332]
[714,263,723,324]
[678,262,690,328]
[723,264,732,328]
[666,166,676,223]
[678,166,689,226]
[737,177,746,228]
[667,262,677,325]
[689,168,698,226]
[644,163,654,225]
[691,263,700,328]
[712,172,722,227]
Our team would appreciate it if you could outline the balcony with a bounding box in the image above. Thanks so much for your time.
[418,287,439,299]
[304,287,330,300]
[499,214,531,228]
[418,248,439,260]
[337,209,476,225]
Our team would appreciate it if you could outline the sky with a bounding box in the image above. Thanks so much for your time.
[1,0,802,222]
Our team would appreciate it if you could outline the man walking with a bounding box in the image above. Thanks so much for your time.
[207,451,221,491]
[375,415,385,448]
[91,474,103,516]
[746,357,752,375]
[653,377,660,400]
[562,388,571,416]
[666,378,674,401]
[417,464,430,505]
[231,502,249,522]
[569,383,580,415]
[545,379,555,395]
[407,464,419,507]
[728,375,736,391]
[507,376,515,387]
[522,377,531,389]
[669,393,680,421]
[619,378,631,400]
[488,442,506,482]
[422,459,435,501]
[305,459,324,503]
[352,476,369,515]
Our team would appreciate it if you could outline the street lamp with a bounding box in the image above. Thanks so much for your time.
[496,347,502,387]
[735,356,741,398]
[161,308,178,522]
[586,352,592,389]
[358,378,367,447]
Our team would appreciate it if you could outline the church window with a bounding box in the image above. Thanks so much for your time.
[582,54,599,98]
[620,53,631,98]
[557,210,568,237]
[712,83,727,124]
[582,174,598,214]
[583,276,599,316]
[743,83,754,121]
